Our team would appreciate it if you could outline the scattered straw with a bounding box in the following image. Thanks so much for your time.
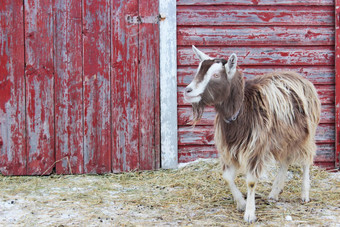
[40,156,72,176]
[0,159,339,226]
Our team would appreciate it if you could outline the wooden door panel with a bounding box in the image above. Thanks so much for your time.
[83,0,111,174]
[139,0,161,170]
[0,1,26,175]
[25,0,55,175]
[55,0,84,174]
[112,0,140,172]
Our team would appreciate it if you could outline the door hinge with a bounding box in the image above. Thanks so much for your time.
[126,14,165,24]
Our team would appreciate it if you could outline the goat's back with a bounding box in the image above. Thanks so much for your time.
[246,71,321,126]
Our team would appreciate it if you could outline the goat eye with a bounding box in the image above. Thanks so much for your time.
[213,74,220,78]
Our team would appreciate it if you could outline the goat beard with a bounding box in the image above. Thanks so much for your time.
[191,102,205,126]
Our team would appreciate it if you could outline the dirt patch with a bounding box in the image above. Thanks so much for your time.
[0,159,339,226]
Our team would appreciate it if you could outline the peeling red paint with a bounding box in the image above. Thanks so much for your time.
[177,1,337,168]
[177,85,335,106]
[178,125,335,146]
[178,46,334,66]
[0,0,26,176]
[112,0,140,172]
[1,0,160,175]
[139,0,161,170]
[177,6,334,26]
[335,0,340,169]
[177,0,333,5]
[83,0,111,174]
[24,0,55,175]
[55,0,84,174]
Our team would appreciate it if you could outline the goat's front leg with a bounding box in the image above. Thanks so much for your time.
[222,165,246,211]
[244,173,257,223]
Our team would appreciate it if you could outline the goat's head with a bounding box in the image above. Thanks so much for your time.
[184,46,240,122]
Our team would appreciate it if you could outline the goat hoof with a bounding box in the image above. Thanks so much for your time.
[268,194,278,202]
[301,197,310,203]
[244,212,256,223]
[237,201,246,212]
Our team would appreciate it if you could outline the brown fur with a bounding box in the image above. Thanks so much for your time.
[193,70,321,177]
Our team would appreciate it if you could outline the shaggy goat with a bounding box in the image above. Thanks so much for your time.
[184,46,321,223]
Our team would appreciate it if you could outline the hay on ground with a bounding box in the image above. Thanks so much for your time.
[0,159,339,226]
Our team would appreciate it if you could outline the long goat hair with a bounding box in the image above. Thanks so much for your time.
[184,46,321,223]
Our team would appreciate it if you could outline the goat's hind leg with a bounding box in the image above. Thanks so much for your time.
[301,140,314,203]
[301,164,311,202]
[268,163,288,201]
[222,165,246,211]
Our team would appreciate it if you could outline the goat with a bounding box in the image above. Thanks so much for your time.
[184,46,321,223]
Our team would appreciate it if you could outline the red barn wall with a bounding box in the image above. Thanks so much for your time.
[177,0,337,169]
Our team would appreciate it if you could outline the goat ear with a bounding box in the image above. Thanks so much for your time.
[225,53,238,80]
[192,45,212,61]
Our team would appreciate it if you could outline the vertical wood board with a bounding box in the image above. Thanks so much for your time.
[111,0,140,172]
[83,0,111,174]
[0,1,26,175]
[335,0,340,169]
[138,0,160,170]
[25,0,55,175]
[54,0,84,174]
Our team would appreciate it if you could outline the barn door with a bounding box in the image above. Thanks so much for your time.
[0,0,160,175]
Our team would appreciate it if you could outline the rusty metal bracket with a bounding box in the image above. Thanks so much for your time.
[126,14,165,24]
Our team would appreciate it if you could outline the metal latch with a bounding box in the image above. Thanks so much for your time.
[126,14,165,24]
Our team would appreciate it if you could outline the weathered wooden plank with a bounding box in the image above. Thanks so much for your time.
[178,46,334,66]
[177,66,335,86]
[178,104,335,126]
[178,124,335,145]
[315,84,335,105]
[177,6,334,26]
[160,0,178,169]
[177,0,334,6]
[83,0,111,174]
[0,1,26,175]
[178,143,335,164]
[54,0,83,174]
[314,161,335,169]
[314,143,335,162]
[178,26,334,46]
[178,145,218,163]
[178,106,216,126]
[138,0,160,170]
[178,126,215,146]
[25,0,55,175]
[177,85,335,106]
[112,0,140,172]
[335,0,340,168]
[320,104,336,124]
